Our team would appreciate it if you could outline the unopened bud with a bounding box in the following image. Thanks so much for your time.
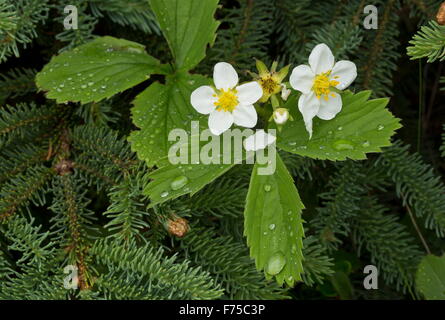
[437,2,445,25]
[273,108,289,125]
[167,216,189,238]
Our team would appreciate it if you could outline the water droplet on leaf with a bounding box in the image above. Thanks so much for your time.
[333,140,354,151]
[170,175,188,191]
[266,252,286,275]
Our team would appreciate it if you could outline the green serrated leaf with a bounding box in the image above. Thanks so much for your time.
[129,73,211,168]
[244,153,305,286]
[144,163,234,207]
[416,254,445,300]
[276,90,402,160]
[36,36,168,104]
[149,0,219,71]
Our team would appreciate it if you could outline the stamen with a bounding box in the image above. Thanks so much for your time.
[260,76,280,94]
[214,89,238,112]
[312,71,340,101]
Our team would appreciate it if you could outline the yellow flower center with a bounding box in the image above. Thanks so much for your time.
[213,89,238,112]
[312,71,340,101]
[260,75,280,95]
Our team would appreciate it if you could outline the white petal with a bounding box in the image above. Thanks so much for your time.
[232,104,257,128]
[298,92,320,139]
[190,86,216,114]
[317,93,342,120]
[289,65,315,94]
[331,60,357,90]
[209,110,233,136]
[236,82,263,105]
[213,62,238,90]
[281,84,291,101]
[243,130,276,151]
[208,110,234,135]
[308,43,335,74]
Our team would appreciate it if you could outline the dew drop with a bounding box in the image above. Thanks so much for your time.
[81,84,87,89]
[264,184,271,192]
[160,191,169,198]
[269,224,276,231]
[333,140,354,151]
[266,252,286,276]
[377,124,384,131]
[337,126,343,131]
[362,141,370,147]
[170,175,188,191]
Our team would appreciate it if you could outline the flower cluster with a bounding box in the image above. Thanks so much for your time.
[190,43,357,143]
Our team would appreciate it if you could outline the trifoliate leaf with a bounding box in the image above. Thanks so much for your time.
[244,154,305,286]
[36,36,168,104]
[149,0,219,71]
[416,254,445,300]
[129,73,210,168]
[276,90,402,160]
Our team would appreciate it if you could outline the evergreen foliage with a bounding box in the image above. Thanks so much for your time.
[0,0,444,300]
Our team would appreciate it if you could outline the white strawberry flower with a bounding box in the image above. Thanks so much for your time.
[289,43,357,138]
[191,62,263,136]
[243,130,276,151]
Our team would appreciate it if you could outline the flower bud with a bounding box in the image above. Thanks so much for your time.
[437,2,445,25]
[273,108,290,125]
[166,216,190,238]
